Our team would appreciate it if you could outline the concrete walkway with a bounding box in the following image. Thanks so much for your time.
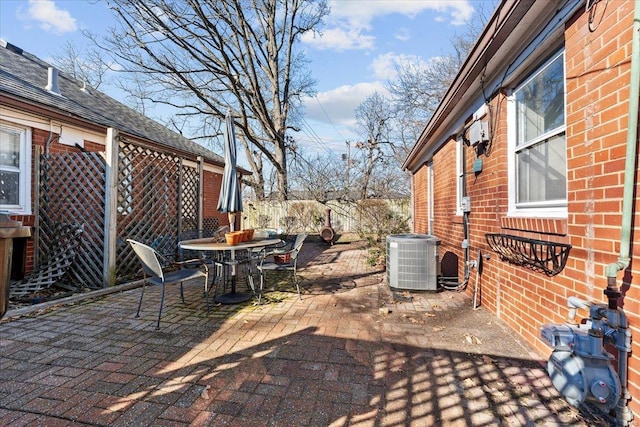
[1,240,609,426]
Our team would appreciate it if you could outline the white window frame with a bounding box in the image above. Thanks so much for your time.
[427,161,434,234]
[0,122,32,215]
[507,50,568,218]
[455,136,465,216]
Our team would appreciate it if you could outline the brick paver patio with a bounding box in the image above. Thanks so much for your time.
[0,240,609,426]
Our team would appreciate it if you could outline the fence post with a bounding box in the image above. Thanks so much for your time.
[198,156,204,231]
[103,128,119,287]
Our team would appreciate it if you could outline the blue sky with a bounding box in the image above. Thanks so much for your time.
[0,0,493,160]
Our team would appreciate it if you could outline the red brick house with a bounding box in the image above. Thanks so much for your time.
[403,0,639,422]
[0,40,245,290]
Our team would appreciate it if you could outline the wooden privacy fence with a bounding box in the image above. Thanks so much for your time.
[241,199,410,234]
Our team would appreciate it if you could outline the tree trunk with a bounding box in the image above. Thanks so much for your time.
[273,139,288,201]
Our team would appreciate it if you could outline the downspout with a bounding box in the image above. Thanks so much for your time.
[604,2,640,425]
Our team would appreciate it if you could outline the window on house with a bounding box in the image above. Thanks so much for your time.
[456,136,465,215]
[509,51,567,216]
[0,123,31,214]
[427,161,434,234]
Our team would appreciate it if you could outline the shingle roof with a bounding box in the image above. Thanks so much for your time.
[0,40,224,165]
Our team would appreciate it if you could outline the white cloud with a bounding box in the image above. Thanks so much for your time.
[305,82,387,128]
[370,52,429,81]
[305,1,473,52]
[371,53,400,80]
[298,81,393,150]
[302,26,374,51]
[327,0,473,22]
[25,0,77,35]
[394,27,411,42]
[445,1,475,25]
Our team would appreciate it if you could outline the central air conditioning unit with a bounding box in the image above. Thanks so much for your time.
[386,234,440,291]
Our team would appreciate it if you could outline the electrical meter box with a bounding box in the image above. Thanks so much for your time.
[461,196,471,213]
[469,121,489,146]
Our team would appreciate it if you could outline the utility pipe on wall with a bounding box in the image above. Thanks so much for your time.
[604,2,640,425]
[605,0,640,293]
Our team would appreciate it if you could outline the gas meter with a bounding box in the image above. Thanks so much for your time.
[540,296,630,415]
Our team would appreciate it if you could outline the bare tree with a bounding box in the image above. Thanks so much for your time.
[288,149,345,202]
[387,1,493,134]
[350,5,495,202]
[99,0,329,200]
[353,92,397,200]
[51,41,110,90]
[370,158,410,198]
[388,55,459,140]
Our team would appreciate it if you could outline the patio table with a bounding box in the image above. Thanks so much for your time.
[178,237,282,304]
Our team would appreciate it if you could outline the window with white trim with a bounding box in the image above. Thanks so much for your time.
[427,161,434,234]
[456,136,465,215]
[508,51,567,217]
[0,123,31,214]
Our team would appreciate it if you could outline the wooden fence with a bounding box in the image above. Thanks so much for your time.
[241,199,410,234]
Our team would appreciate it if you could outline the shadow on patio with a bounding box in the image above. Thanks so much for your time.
[0,240,608,426]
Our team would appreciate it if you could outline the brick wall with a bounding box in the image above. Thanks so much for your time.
[202,169,228,227]
[411,1,640,415]
[411,166,428,232]
[563,1,640,409]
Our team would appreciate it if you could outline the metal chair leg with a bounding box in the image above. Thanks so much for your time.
[243,261,255,293]
[211,261,225,303]
[136,279,147,318]
[204,272,211,313]
[157,283,166,329]
[258,271,265,305]
[293,271,301,300]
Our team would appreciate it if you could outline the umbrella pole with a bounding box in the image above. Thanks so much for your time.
[228,212,236,232]
[228,212,237,291]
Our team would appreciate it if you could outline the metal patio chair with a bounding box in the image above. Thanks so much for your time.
[127,239,209,328]
[256,233,308,304]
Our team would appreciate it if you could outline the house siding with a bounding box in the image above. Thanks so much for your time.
[411,0,640,415]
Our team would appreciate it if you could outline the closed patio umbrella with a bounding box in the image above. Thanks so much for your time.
[217,110,243,230]
[216,111,249,304]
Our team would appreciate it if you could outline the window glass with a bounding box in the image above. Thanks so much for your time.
[0,130,20,167]
[0,171,20,205]
[516,133,566,204]
[0,124,31,213]
[0,127,22,205]
[516,55,565,146]
[513,52,566,208]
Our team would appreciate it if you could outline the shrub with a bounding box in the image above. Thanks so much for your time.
[355,199,410,266]
[284,202,324,232]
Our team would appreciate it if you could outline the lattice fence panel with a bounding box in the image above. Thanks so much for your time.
[181,165,199,232]
[37,152,106,290]
[116,141,184,278]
